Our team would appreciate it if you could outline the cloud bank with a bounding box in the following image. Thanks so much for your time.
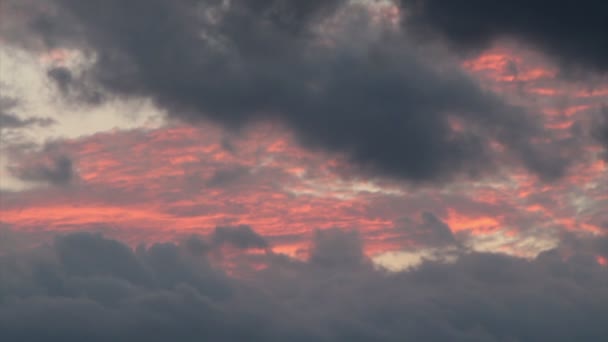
[1,229,607,341]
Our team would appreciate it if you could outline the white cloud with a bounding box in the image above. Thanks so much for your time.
[0,46,166,190]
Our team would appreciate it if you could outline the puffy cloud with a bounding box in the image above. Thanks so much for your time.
[0,229,607,341]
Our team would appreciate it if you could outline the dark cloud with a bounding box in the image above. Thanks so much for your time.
[10,154,75,185]
[47,67,106,105]
[1,0,572,182]
[309,228,367,269]
[0,96,55,129]
[1,230,608,341]
[395,211,457,248]
[211,225,269,250]
[206,166,251,188]
[593,107,608,160]
[402,0,608,73]
[0,112,54,129]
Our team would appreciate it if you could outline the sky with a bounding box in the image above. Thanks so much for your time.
[1,1,608,340]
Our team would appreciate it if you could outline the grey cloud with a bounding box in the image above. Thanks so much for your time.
[0,96,55,129]
[47,67,106,105]
[0,112,54,129]
[1,0,571,182]
[395,211,457,248]
[211,225,269,250]
[402,0,608,73]
[10,154,75,185]
[593,107,608,160]
[309,228,367,269]
[1,230,608,341]
[206,166,251,188]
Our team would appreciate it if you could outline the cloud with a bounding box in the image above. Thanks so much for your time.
[1,121,602,256]
[0,0,572,182]
[394,211,458,248]
[593,107,608,159]
[10,154,76,186]
[47,66,106,105]
[0,112,54,129]
[205,166,251,188]
[309,228,367,268]
[0,229,607,341]
[0,96,55,129]
[211,225,269,250]
[402,0,608,73]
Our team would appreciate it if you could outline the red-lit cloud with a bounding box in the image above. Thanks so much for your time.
[1,10,607,261]
[2,48,607,257]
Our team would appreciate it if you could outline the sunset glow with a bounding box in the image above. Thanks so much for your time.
[1,1,608,340]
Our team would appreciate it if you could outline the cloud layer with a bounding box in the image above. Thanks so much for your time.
[1,229,607,341]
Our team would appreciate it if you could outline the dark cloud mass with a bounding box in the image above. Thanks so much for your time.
[1,0,573,182]
[0,229,607,341]
[10,154,75,185]
[402,0,608,72]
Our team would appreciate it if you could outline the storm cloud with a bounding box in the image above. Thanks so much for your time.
[0,0,573,182]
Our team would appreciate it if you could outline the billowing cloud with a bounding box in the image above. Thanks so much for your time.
[0,0,574,182]
[1,230,607,341]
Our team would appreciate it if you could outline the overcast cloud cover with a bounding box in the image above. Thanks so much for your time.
[1,0,608,340]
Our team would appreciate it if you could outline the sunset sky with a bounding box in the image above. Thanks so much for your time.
[1,1,608,340]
